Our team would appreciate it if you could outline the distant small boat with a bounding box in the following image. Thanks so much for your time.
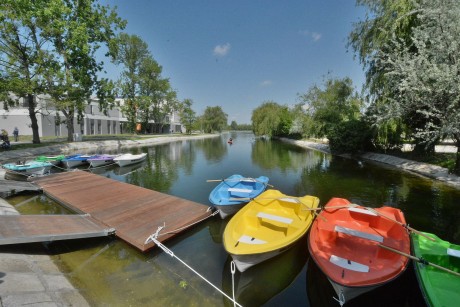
[62,154,94,168]
[223,189,319,272]
[209,174,269,219]
[87,154,119,168]
[113,153,147,167]
[411,232,460,307]
[308,198,410,306]
[34,155,65,166]
[2,161,53,175]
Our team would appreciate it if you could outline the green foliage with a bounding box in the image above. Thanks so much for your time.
[251,101,292,137]
[328,119,374,154]
[201,106,228,133]
[178,98,196,134]
[297,76,363,139]
[230,120,238,130]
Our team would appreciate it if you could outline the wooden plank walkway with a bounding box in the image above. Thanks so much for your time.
[0,215,114,245]
[31,170,213,252]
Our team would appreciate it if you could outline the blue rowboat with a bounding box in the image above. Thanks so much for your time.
[209,174,269,219]
[62,154,95,168]
[2,161,53,175]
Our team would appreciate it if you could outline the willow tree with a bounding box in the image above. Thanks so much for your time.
[251,101,291,137]
[376,0,460,173]
[348,0,421,150]
[202,106,228,133]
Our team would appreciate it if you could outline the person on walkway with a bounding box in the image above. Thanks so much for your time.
[13,127,19,142]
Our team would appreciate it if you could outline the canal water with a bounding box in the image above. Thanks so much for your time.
[6,132,460,306]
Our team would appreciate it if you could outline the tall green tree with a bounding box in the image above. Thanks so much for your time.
[111,33,149,133]
[178,98,196,134]
[202,106,228,133]
[298,77,363,138]
[0,0,52,143]
[251,101,291,137]
[376,0,460,173]
[39,0,125,141]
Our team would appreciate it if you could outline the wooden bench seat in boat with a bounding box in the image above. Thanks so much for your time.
[257,212,293,224]
[238,234,266,244]
[334,225,384,243]
[329,254,370,272]
[227,188,252,193]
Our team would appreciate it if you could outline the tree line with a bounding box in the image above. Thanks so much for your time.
[251,0,460,175]
[0,0,229,143]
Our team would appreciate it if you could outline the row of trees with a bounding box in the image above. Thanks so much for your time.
[0,0,230,142]
[251,0,460,174]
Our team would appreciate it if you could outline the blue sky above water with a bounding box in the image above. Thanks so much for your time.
[101,0,366,124]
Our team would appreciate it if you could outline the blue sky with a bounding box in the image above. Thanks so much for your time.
[101,1,366,124]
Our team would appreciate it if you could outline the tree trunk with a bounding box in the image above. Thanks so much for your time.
[65,110,75,142]
[27,94,41,144]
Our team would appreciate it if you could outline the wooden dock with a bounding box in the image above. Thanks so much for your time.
[30,170,213,251]
[0,215,114,245]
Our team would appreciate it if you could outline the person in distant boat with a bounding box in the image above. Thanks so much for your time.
[228,138,233,144]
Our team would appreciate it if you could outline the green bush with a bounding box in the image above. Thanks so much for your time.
[328,119,374,154]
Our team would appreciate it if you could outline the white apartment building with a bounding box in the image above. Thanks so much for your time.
[0,95,183,138]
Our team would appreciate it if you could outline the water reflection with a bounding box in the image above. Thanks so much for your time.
[5,132,460,306]
[222,239,308,307]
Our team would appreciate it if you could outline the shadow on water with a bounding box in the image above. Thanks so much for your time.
[306,257,427,307]
[222,238,308,307]
[5,132,460,306]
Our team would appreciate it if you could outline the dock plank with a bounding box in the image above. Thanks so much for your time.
[32,170,213,251]
[0,215,113,245]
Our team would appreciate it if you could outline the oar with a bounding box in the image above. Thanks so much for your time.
[229,196,328,221]
[207,178,274,187]
[350,204,435,241]
[378,244,460,277]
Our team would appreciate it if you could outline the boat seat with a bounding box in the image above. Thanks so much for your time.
[447,248,460,258]
[227,188,252,193]
[257,212,293,224]
[329,255,369,272]
[335,225,383,243]
[238,235,266,244]
[348,207,378,216]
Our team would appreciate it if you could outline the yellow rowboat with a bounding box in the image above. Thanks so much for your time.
[223,189,319,272]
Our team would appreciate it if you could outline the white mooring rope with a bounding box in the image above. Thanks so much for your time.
[145,227,243,307]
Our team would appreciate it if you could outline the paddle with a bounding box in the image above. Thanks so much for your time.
[321,203,434,241]
[207,178,274,187]
[378,244,460,277]
[229,196,328,222]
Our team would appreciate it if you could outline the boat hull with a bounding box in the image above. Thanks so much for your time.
[62,154,93,168]
[88,155,118,167]
[2,161,53,175]
[411,232,460,307]
[209,174,269,219]
[224,189,319,272]
[113,153,147,167]
[308,197,410,306]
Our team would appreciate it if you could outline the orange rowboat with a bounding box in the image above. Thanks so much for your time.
[308,198,410,306]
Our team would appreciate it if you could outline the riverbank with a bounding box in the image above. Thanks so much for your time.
[279,137,460,189]
[0,133,219,306]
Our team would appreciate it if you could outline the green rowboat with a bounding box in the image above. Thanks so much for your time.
[34,154,65,165]
[411,232,460,307]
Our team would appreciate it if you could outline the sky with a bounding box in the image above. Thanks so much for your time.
[100,0,366,124]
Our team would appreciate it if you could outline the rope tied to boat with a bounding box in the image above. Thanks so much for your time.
[419,257,429,266]
[145,226,243,307]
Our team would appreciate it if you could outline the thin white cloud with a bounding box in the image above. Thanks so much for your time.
[260,80,273,87]
[299,30,322,42]
[213,43,231,56]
